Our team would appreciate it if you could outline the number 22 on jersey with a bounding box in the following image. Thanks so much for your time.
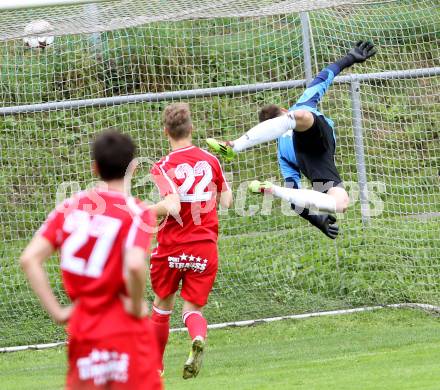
[61,210,122,278]
[175,160,213,203]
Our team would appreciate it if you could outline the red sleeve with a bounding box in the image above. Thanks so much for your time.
[213,158,231,193]
[151,162,177,197]
[38,208,64,248]
[125,210,156,252]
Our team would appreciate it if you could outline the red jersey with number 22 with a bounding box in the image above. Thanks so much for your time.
[38,189,156,341]
[151,145,230,247]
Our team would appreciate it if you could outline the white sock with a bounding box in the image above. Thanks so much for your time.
[271,185,336,213]
[232,113,296,152]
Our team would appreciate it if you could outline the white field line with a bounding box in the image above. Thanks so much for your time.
[1,303,439,353]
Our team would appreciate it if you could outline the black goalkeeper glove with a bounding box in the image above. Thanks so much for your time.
[335,40,377,70]
[298,210,339,239]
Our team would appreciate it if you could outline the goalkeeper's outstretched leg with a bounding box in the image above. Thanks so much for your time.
[206,109,299,161]
[249,180,346,214]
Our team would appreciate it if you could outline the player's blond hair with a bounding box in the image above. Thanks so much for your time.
[163,102,192,140]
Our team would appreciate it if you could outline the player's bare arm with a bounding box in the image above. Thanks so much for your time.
[20,236,74,324]
[148,193,181,218]
[122,246,149,318]
[218,188,233,209]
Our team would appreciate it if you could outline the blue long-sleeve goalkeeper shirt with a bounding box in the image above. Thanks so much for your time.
[277,63,341,187]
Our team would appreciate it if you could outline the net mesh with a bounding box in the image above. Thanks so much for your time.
[2,0,391,40]
[0,0,439,347]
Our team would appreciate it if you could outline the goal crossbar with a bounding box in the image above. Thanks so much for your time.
[1,66,439,116]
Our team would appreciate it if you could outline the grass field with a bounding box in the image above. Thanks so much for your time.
[2,308,440,390]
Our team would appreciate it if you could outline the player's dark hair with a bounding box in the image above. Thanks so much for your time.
[163,102,192,140]
[92,129,136,181]
[259,104,283,122]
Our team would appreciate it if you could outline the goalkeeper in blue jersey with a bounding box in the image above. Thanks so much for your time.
[207,41,376,220]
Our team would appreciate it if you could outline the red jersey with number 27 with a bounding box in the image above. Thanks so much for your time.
[38,189,156,340]
[151,145,230,247]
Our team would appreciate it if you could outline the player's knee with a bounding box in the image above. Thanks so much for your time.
[336,191,350,213]
[182,301,204,313]
[293,110,307,121]
[154,294,175,311]
[328,186,349,213]
[293,110,314,131]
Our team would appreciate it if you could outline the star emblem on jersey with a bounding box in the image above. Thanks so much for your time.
[91,349,101,362]
[101,350,110,362]
[168,253,208,273]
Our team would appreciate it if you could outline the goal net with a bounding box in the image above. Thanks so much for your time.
[0,0,439,348]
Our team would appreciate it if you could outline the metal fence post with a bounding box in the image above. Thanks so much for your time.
[350,80,370,225]
[300,12,313,84]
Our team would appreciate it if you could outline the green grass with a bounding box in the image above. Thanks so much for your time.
[1,308,440,389]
